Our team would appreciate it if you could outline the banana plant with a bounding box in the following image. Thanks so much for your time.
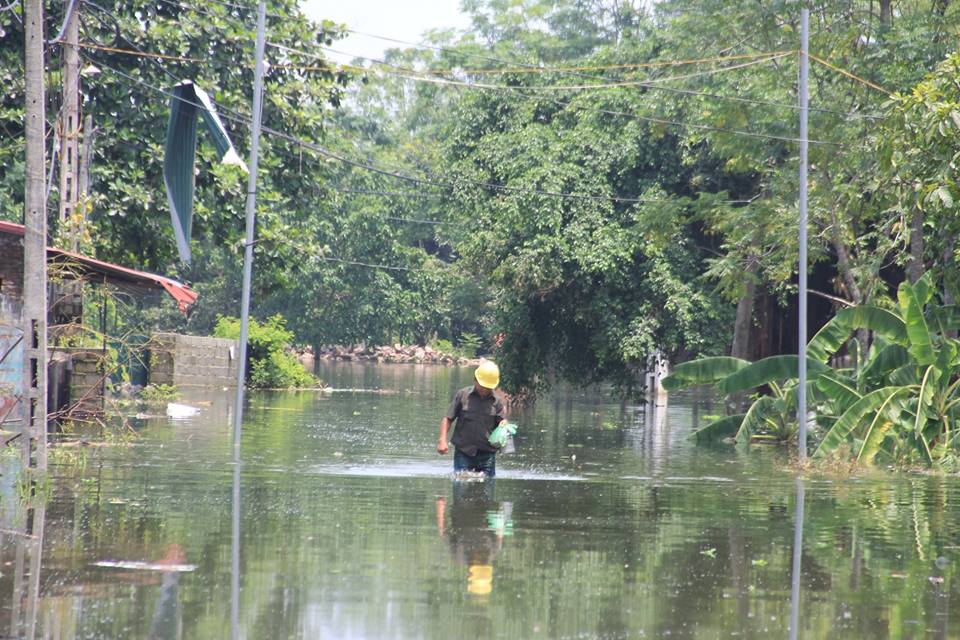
[665,273,960,465]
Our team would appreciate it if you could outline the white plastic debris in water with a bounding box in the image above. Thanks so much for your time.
[166,403,200,418]
[93,560,197,572]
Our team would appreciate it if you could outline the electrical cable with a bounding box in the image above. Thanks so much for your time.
[266,45,844,144]
[77,41,201,63]
[267,235,438,272]
[50,0,80,43]
[99,60,757,205]
[327,47,795,90]
[808,52,892,96]
[276,41,882,120]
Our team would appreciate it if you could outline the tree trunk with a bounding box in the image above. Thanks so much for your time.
[828,208,867,366]
[879,0,892,24]
[829,211,862,304]
[730,259,758,361]
[908,209,924,284]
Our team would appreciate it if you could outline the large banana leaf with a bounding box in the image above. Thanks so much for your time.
[889,364,920,386]
[857,416,895,464]
[928,305,960,332]
[898,281,936,366]
[860,344,911,382]
[661,357,749,391]
[690,414,745,442]
[814,387,910,458]
[914,365,939,437]
[912,271,935,308]
[838,306,908,344]
[717,356,829,395]
[805,306,910,362]
[806,315,853,362]
[815,373,862,414]
[735,395,778,442]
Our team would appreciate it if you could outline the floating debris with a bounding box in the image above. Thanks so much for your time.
[165,403,200,419]
[93,560,197,572]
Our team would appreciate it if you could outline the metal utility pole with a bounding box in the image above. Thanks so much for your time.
[23,0,48,472]
[232,1,267,451]
[58,0,81,238]
[797,7,810,463]
[232,7,265,636]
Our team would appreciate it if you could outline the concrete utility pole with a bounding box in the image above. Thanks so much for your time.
[23,0,48,472]
[797,7,810,463]
[58,0,81,240]
[76,114,94,251]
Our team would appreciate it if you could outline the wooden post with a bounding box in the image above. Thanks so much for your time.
[23,0,48,472]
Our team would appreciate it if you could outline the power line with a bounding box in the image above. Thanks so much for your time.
[808,53,892,96]
[276,41,881,121]
[78,41,201,63]
[268,235,438,272]
[96,60,769,205]
[386,216,448,225]
[340,29,884,119]
[269,43,843,144]
[334,48,796,91]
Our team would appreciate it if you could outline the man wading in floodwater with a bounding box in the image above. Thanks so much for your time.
[437,361,507,477]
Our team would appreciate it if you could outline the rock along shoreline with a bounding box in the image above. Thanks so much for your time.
[299,344,483,367]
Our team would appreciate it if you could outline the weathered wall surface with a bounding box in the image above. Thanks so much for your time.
[150,333,239,388]
[0,235,24,425]
[49,348,106,415]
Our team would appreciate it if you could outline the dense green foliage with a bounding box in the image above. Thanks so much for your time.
[213,315,315,388]
[4,1,960,398]
[665,273,960,467]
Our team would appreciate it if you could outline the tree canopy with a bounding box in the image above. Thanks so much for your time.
[3,0,960,398]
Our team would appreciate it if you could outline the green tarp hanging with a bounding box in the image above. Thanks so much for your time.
[163,81,247,264]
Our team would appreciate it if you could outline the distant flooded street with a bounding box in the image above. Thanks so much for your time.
[0,363,957,638]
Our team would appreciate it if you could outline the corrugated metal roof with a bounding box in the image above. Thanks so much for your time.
[0,220,198,313]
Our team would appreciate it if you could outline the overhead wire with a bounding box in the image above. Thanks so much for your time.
[276,41,882,121]
[340,28,883,119]
[808,52,892,96]
[328,48,796,91]
[77,41,202,63]
[85,9,892,207]
[98,60,748,205]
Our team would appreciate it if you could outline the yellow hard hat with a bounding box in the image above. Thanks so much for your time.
[475,360,500,390]
[468,564,493,595]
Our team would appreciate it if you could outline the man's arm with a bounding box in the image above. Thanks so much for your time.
[438,417,452,455]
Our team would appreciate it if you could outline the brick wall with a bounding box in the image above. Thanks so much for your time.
[49,348,106,415]
[149,333,240,388]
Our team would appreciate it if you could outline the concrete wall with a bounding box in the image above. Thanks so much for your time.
[150,333,239,388]
[0,235,24,425]
[49,348,106,416]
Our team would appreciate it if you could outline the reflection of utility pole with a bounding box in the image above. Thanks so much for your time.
[23,0,48,471]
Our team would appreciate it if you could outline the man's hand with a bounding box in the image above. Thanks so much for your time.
[437,439,449,455]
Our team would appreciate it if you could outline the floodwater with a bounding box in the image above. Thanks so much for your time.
[0,364,957,638]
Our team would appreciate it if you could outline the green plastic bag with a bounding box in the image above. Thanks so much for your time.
[489,422,517,448]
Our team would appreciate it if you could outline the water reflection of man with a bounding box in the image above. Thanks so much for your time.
[436,480,513,595]
[437,361,507,477]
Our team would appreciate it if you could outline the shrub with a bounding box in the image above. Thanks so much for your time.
[214,314,317,389]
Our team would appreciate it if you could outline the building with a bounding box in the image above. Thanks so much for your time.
[0,220,197,426]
